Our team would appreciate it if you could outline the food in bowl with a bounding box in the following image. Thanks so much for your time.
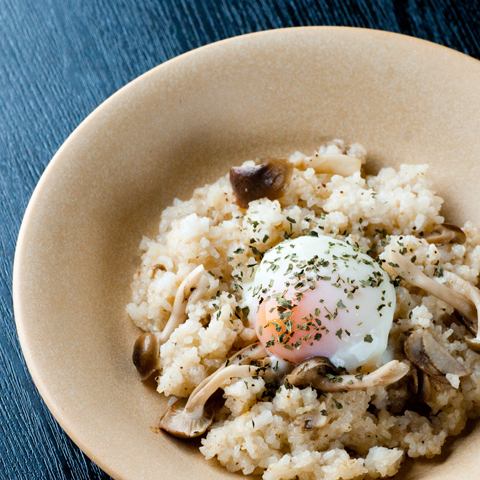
[127,139,480,479]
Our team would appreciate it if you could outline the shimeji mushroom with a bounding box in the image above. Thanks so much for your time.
[383,250,476,324]
[443,271,480,350]
[132,265,205,379]
[159,342,267,437]
[132,332,162,381]
[285,357,409,392]
[185,341,267,396]
[306,153,362,177]
[229,160,292,208]
[159,364,260,438]
[383,250,480,349]
[425,224,466,245]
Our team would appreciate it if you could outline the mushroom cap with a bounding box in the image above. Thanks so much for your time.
[132,332,161,380]
[229,160,291,208]
[285,357,335,387]
[159,398,213,438]
[466,337,480,352]
[404,329,469,378]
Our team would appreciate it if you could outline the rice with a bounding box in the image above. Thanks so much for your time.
[127,139,480,479]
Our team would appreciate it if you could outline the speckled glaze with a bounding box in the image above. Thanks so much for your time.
[13,28,480,480]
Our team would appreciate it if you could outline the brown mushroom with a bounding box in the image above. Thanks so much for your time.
[229,160,291,208]
[132,265,205,379]
[132,332,161,380]
[404,329,469,378]
[425,224,466,245]
[159,364,260,438]
[306,154,362,176]
[285,357,409,392]
[382,250,476,324]
[285,357,334,386]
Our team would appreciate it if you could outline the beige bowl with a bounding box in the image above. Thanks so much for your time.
[13,27,480,480]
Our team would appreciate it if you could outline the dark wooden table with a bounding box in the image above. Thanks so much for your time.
[1,1,479,478]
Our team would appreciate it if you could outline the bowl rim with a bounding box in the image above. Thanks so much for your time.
[12,26,480,479]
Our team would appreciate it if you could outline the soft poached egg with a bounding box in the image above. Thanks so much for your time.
[244,235,395,370]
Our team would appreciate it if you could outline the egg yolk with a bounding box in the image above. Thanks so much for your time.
[256,282,359,364]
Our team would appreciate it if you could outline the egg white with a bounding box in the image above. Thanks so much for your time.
[243,235,396,370]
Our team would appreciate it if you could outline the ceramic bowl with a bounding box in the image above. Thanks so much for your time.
[13,27,480,479]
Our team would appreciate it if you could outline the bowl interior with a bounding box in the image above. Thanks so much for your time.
[14,28,480,480]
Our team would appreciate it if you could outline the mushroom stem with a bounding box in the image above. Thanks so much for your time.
[306,154,361,176]
[308,360,409,392]
[186,364,259,412]
[226,341,267,366]
[443,271,480,349]
[425,224,466,245]
[285,357,409,392]
[189,342,266,399]
[159,265,205,343]
[132,265,205,379]
[385,251,476,323]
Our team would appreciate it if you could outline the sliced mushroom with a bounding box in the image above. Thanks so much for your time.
[404,330,441,377]
[159,364,260,438]
[306,153,362,177]
[383,250,476,324]
[285,357,409,392]
[443,271,480,350]
[132,332,161,380]
[404,329,469,378]
[425,224,466,245]
[229,160,291,208]
[132,265,205,379]
[423,329,470,375]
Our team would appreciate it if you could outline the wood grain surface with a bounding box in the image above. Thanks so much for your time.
[1,1,479,478]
